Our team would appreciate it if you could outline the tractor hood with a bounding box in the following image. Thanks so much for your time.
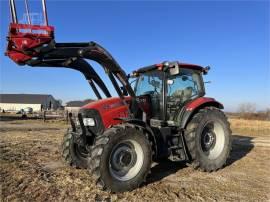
[81,97,131,128]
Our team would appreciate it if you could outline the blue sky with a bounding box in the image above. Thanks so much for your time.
[0,1,269,111]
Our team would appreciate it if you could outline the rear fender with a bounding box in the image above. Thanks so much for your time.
[179,97,223,129]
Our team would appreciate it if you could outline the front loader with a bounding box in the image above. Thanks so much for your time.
[5,0,232,192]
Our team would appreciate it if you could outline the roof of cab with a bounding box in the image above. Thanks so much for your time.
[135,61,205,74]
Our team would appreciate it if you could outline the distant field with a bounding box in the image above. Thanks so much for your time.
[229,118,270,136]
[1,113,269,136]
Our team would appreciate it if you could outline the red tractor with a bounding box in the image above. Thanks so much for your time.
[6,0,232,192]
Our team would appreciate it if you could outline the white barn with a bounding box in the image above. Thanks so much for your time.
[0,94,60,112]
[65,99,94,113]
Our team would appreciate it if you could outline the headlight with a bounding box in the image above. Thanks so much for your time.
[76,118,95,126]
[83,118,95,126]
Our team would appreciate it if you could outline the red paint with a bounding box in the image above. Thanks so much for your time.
[5,23,54,64]
[82,97,131,128]
[81,96,223,128]
[185,97,223,111]
[81,96,153,128]
[6,51,32,63]
[156,63,163,71]
[156,63,163,67]
[9,23,54,31]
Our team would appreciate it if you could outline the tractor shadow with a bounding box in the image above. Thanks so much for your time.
[146,160,187,185]
[145,135,254,185]
[227,135,254,166]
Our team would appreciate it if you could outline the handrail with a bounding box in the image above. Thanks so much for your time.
[9,0,17,23]
[9,0,49,26]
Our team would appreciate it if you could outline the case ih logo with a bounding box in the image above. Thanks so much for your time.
[103,101,124,110]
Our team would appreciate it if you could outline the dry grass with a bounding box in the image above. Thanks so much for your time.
[229,118,270,136]
[1,117,270,201]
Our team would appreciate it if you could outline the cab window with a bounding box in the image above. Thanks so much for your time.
[134,71,163,119]
[167,69,202,102]
[167,69,203,120]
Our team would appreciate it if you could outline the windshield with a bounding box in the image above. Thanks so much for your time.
[134,71,164,119]
[135,71,163,96]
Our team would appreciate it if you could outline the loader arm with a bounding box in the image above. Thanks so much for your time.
[5,0,135,101]
[25,41,135,99]
[29,56,112,99]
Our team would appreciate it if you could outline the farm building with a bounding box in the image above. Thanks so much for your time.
[0,94,60,112]
[65,99,94,113]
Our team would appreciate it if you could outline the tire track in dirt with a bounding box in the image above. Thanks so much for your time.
[1,120,270,201]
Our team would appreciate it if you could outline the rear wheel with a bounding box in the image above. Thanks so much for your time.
[89,124,152,192]
[61,129,90,168]
[185,107,232,171]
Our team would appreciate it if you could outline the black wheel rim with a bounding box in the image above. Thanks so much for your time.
[201,122,216,152]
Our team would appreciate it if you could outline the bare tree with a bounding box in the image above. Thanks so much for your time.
[238,102,256,119]
[265,108,270,120]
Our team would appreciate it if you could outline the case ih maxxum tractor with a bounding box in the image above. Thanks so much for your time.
[6,0,232,192]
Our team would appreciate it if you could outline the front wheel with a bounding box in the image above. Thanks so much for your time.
[185,107,232,171]
[61,129,90,168]
[88,124,152,192]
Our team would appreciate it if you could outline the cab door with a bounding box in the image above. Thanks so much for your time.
[134,70,164,120]
[166,69,204,121]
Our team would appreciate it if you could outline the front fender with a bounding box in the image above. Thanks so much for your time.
[179,97,223,129]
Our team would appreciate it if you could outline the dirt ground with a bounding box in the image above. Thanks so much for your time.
[0,116,270,201]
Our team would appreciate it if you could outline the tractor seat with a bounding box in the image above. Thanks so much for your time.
[167,87,193,120]
[182,87,193,102]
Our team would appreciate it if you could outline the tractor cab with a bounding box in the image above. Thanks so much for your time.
[132,62,209,126]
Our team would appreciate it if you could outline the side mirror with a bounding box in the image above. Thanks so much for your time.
[163,61,180,75]
[169,62,180,75]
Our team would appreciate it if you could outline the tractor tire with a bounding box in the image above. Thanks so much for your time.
[88,124,152,192]
[61,129,90,169]
[185,107,232,172]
